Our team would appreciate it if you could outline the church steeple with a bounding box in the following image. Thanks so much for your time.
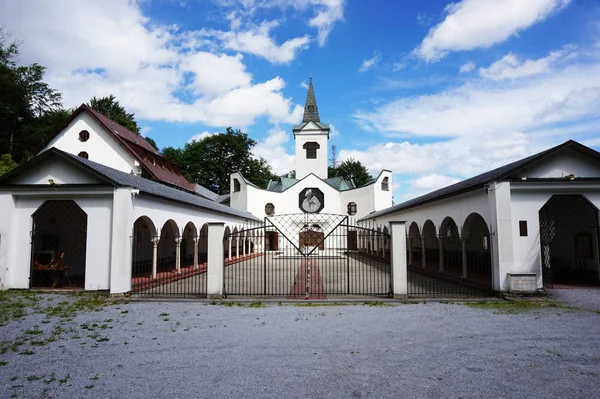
[302,77,320,123]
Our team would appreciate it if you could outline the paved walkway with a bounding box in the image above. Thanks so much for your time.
[1,291,599,398]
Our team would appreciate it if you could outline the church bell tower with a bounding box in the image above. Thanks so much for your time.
[293,77,330,180]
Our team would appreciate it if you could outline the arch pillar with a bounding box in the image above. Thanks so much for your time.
[193,237,199,270]
[175,238,182,274]
[151,237,160,280]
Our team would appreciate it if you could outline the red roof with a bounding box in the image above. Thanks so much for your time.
[42,104,197,193]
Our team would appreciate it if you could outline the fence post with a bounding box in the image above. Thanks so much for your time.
[390,221,407,299]
[207,222,225,298]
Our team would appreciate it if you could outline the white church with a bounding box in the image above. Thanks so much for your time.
[230,78,393,221]
[0,76,599,295]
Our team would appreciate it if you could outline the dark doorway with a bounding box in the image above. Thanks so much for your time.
[539,195,600,287]
[31,200,88,288]
[265,231,279,251]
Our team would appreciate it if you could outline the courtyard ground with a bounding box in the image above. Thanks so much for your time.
[0,290,599,399]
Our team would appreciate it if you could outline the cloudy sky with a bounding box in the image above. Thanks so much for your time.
[2,0,600,202]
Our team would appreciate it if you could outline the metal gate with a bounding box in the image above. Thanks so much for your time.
[223,214,391,299]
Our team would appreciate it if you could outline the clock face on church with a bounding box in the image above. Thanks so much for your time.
[299,187,324,213]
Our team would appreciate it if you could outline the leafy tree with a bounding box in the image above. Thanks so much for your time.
[0,154,18,176]
[0,30,64,162]
[174,127,277,194]
[329,158,373,187]
[161,146,183,165]
[280,170,296,179]
[88,95,140,134]
[144,136,159,151]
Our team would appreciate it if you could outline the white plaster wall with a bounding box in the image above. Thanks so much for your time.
[364,189,491,234]
[40,112,139,174]
[518,149,600,178]
[0,192,114,290]
[133,196,256,239]
[294,127,328,179]
[0,194,16,289]
[11,158,105,185]
[510,183,600,288]
[340,185,374,220]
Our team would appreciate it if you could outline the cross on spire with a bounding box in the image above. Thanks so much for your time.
[302,77,320,123]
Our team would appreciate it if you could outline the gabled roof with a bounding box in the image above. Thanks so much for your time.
[360,140,600,221]
[325,176,356,191]
[0,148,259,221]
[40,104,200,193]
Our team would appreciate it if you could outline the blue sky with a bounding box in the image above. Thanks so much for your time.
[2,0,600,202]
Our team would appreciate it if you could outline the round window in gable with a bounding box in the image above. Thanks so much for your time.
[347,202,357,216]
[79,130,90,142]
[265,203,275,216]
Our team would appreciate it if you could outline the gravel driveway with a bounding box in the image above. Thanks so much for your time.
[1,291,599,399]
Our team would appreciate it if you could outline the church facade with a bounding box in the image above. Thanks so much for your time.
[230,78,393,222]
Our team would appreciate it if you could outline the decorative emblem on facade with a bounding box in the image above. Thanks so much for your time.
[299,187,324,213]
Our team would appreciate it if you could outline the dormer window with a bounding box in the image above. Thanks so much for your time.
[303,142,320,159]
[233,178,241,192]
[79,130,90,142]
[78,151,89,159]
[381,177,389,191]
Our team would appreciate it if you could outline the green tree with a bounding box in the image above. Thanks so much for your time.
[0,154,18,176]
[0,31,64,162]
[175,127,277,194]
[329,158,373,187]
[144,136,159,151]
[88,95,140,134]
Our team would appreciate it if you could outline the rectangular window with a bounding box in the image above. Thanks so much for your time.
[306,148,317,159]
[519,220,528,237]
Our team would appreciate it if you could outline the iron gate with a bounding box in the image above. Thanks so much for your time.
[223,214,391,299]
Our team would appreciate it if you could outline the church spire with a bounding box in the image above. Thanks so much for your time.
[302,77,320,123]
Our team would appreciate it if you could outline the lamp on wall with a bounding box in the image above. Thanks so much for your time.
[47,179,55,186]
[567,173,575,180]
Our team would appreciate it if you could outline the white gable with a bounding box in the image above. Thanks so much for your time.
[516,147,600,178]
[40,112,139,175]
[9,158,105,185]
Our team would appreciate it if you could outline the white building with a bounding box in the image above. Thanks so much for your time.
[360,140,600,291]
[230,78,392,252]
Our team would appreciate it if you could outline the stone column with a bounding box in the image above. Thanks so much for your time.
[207,223,225,298]
[235,237,240,259]
[193,237,199,270]
[390,221,407,298]
[151,237,159,280]
[228,238,232,261]
[175,238,182,274]
[242,235,247,257]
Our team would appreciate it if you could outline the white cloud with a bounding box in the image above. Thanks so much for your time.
[0,0,303,128]
[188,131,218,143]
[414,0,571,61]
[411,174,461,191]
[216,0,345,47]
[330,124,340,137]
[252,128,295,174]
[355,48,600,139]
[359,52,381,72]
[202,20,311,64]
[300,80,309,89]
[459,62,476,73]
[478,47,572,80]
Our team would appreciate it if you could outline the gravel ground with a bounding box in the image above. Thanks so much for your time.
[1,291,599,399]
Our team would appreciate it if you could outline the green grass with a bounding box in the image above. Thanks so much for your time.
[464,300,571,314]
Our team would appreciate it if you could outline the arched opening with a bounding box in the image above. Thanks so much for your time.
[131,216,157,279]
[463,213,492,288]
[422,220,438,272]
[31,200,88,288]
[408,222,421,266]
[540,195,600,287]
[439,217,461,277]
[157,220,179,273]
[181,222,197,269]
[382,226,390,261]
[198,224,209,265]
[223,226,232,259]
